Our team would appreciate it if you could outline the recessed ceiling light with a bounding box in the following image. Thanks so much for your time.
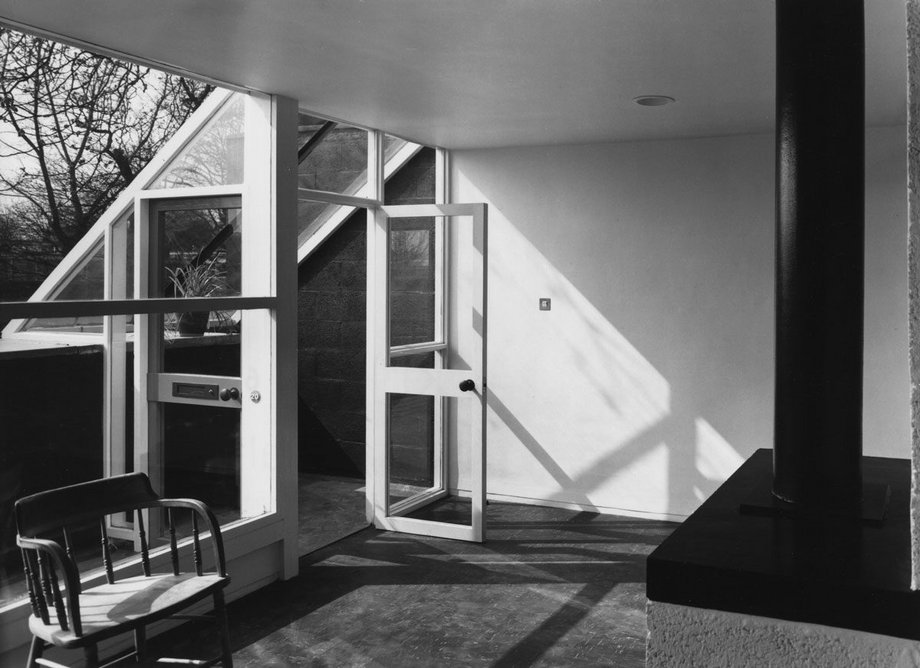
[634,95,676,107]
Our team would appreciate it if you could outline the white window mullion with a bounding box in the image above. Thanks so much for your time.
[103,217,131,537]
[297,188,379,209]
[133,192,164,544]
[240,93,275,523]
[366,129,385,524]
[435,148,450,493]
[436,148,450,207]
[270,95,300,578]
[369,131,385,203]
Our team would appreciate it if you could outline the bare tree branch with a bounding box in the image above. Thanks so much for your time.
[0,27,213,299]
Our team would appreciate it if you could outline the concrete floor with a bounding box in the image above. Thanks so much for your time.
[137,502,677,667]
[298,473,368,555]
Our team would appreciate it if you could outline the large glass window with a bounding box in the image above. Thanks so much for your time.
[151,95,245,189]
[0,90,282,618]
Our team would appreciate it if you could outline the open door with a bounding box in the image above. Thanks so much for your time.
[370,203,487,542]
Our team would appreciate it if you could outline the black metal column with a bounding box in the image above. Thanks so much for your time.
[773,0,865,509]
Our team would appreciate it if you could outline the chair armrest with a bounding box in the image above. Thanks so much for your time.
[17,536,82,592]
[152,498,228,577]
[16,535,84,633]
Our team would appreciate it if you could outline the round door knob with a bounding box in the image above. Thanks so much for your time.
[459,379,476,392]
[219,387,240,401]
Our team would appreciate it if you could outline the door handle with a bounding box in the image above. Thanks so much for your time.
[459,379,476,392]
[219,387,240,401]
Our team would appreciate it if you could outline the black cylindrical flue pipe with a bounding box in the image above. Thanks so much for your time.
[773,0,865,510]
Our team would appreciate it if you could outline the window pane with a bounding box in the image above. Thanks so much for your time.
[163,402,241,523]
[156,198,242,316]
[298,120,368,195]
[152,95,244,189]
[384,134,409,162]
[297,201,365,243]
[19,213,135,334]
[0,348,106,606]
[54,243,105,301]
[389,218,436,347]
[297,113,330,151]
[383,145,435,206]
[20,242,104,333]
[163,318,241,373]
[295,136,427,246]
[296,116,403,194]
[390,352,436,369]
[387,393,436,507]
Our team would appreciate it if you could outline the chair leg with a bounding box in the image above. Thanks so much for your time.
[135,625,147,662]
[213,589,233,668]
[83,643,99,668]
[25,636,43,667]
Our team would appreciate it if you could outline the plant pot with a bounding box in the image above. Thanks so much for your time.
[177,311,210,336]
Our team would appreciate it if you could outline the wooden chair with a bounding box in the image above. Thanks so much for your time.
[15,473,233,667]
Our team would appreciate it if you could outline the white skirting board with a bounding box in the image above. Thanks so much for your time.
[449,487,688,523]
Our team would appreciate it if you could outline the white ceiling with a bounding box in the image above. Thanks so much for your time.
[0,0,907,149]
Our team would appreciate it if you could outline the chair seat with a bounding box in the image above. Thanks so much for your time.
[30,573,229,648]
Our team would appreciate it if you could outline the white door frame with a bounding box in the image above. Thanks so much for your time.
[368,202,487,542]
[133,190,274,534]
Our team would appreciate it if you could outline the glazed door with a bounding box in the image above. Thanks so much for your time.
[371,203,487,542]
[135,194,271,531]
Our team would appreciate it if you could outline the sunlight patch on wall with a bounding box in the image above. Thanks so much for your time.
[455,173,677,515]
[694,417,744,480]
[693,417,744,501]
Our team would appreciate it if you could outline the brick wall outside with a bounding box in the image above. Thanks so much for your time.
[298,215,368,475]
[297,147,435,476]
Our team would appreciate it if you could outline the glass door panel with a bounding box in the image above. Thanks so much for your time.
[389,217,438,347]
[138,195,262,537]
[387,392,437,507]
[158,204,242,298]
[152,196,243,339]
[160,315,242,523]
[372,203,487,543]
[150,315,244,531]
[163,402,240,521]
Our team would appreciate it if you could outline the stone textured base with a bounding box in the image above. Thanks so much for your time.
[646,601,920,668]
[907,0,920,592]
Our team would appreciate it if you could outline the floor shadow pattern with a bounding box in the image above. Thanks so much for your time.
[131,502,676,667]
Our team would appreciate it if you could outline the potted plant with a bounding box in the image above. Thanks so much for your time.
[166,256,227,336]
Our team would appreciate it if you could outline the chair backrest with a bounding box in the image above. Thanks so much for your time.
[15,473,225,638]
[15,473,159,537]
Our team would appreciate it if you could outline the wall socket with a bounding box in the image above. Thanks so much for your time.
[539,298,552,311]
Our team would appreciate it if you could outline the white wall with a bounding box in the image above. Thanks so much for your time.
[451,126,908,519]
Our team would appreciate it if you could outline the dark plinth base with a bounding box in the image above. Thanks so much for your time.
[647,449,920,641]
[740,476,890,525]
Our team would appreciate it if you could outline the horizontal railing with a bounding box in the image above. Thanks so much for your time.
[0,296,276,320]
